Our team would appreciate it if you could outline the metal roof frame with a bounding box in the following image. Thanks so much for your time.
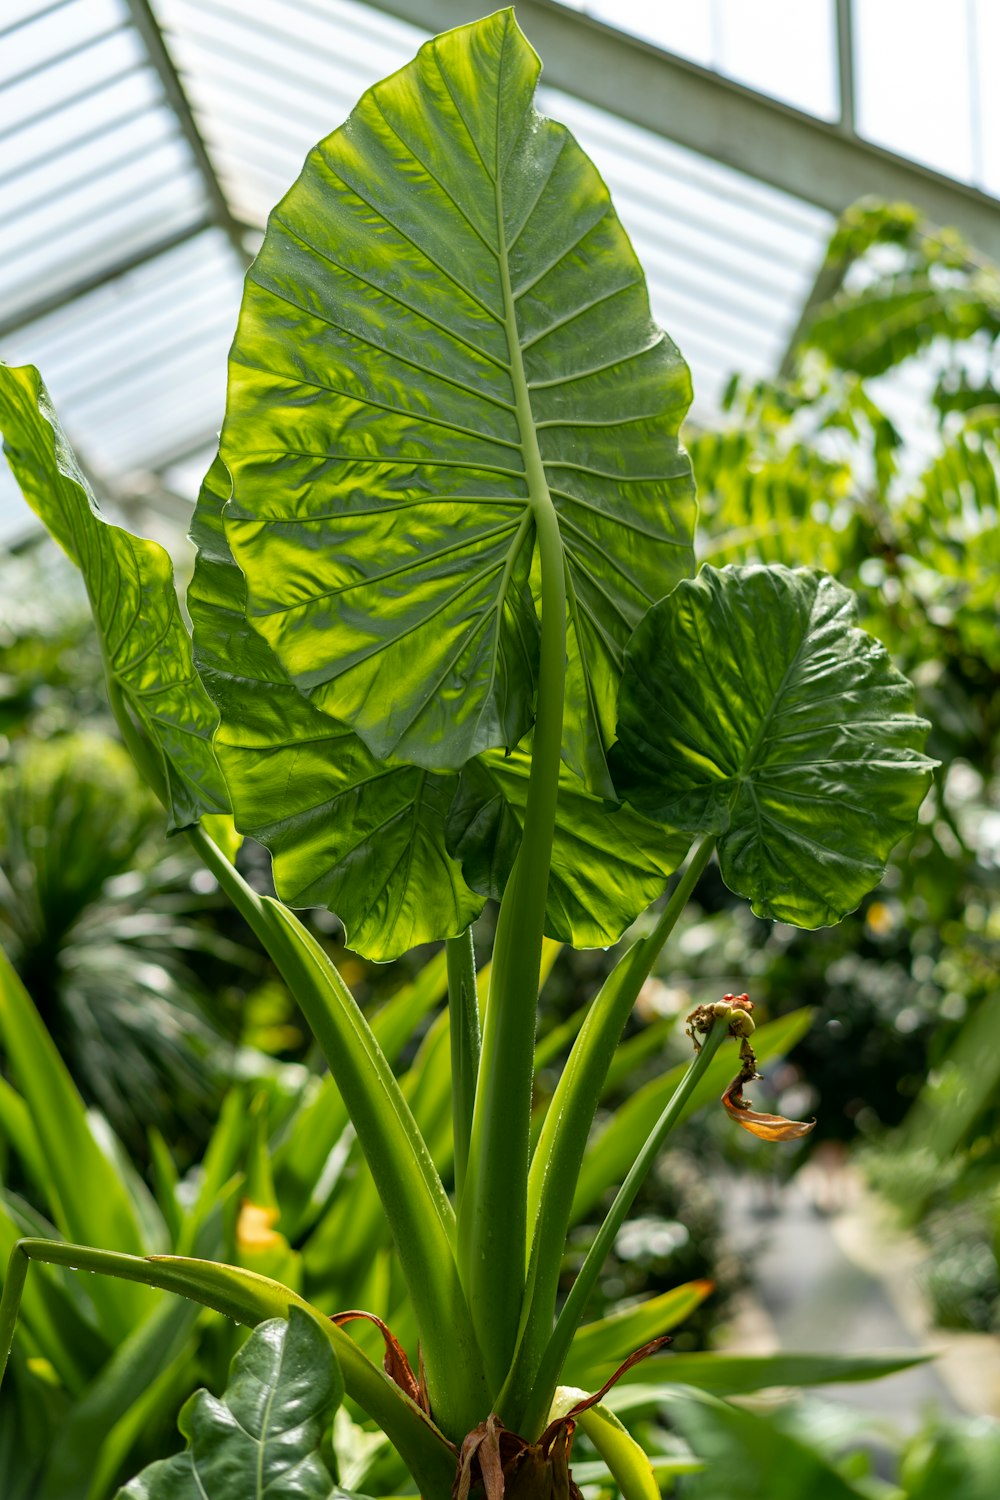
[369,0,1000,263]
[3,0,999,524]
[123,0,251,263]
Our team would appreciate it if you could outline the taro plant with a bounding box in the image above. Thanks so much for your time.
[0,11,936,1497]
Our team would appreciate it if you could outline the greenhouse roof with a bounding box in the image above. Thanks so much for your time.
[2,0,998,543]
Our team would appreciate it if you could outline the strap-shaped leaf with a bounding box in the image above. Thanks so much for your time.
[446,748,688,945]
[188,458,483,960]
[221,9,694,793]
[0,945,153,1341]
[0,365,228,831]
[564,1281,714,1388]
[611,564,935,927]
[607,1348,928,1401]
[117,1308,342,1499]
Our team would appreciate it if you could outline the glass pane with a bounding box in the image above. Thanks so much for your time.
[560,0,837,119]
[973,0,1000,194]
[0,0,125,84]
[855,0,974,180]
[714,0,837,119]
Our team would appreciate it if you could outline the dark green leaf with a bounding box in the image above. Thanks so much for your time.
[39,1293,202,1500]
[117,1308,342,1499]
[446,748,689,945]
[188,457,483,960]
[220,9,694,793]
[611,564,935,927]
[0,365,228,831]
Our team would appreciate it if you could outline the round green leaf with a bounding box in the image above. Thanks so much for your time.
[188,459,483,961]
[611,564,935,927]
[447,748,689,946]
[221,9,694,794]
[117,1308,342,1499]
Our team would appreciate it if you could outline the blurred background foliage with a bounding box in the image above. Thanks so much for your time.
[0,199,997,1492]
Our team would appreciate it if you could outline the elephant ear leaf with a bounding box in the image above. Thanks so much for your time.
[611,563,936,927]
[117,1307,343,1499]
[446,747,689,946]
[221,8,694,795]
[0,364,228,832]
[188,457,483,960]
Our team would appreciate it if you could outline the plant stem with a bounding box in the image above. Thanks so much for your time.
[184,824,490,1439]
[447,927,480,1208]
[498,835,716,1426]
[0,1239,459,1498]
[518,1013,732,1438]
[457,174,567,1394]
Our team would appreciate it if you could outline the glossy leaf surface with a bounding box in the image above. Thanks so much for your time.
[612,564,935,927]
[188,458,482,959]
[221,9,695,792]
[0,365,227,831]
[446,748,689,944]
[117,1309,341,1499]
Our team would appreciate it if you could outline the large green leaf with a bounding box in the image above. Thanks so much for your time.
[117,1308,342,1499]
[611,564,935,927]
[0,365,228,831]
[188,458,483,960]
[446,747,689,944]
[220,8,694,794]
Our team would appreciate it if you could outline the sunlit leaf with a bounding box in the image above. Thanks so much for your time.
[446,747,689,945]
[564,1281,713,1387]
[611,564,935,927]
[0,365,228,831]
[900,411,1000,669]
[220,9,694,793]
[804,199,1000,377]
[188,456,483,960]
